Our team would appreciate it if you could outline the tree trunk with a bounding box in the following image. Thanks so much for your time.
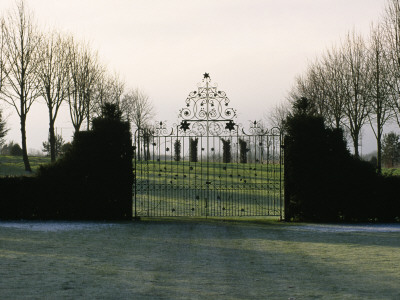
[376,112,382,174]
[73,123,80,133]
[20,114,31,172]
[335,117,341,130]
[353,133,360,158]
[86,105,90,131]
[377,135,382,174]
[49,115,56,163]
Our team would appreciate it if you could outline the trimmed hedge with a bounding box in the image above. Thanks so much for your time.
[0,176,39,219]
[0,104,133,220]
[284,101,400,222]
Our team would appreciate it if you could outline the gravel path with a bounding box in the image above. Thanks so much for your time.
[1,220,400,299]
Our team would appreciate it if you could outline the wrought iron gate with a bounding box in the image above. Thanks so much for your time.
[133,74,283,218]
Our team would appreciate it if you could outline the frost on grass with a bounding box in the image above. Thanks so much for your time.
[290,223,400,233]
[1,221,399,299]
[0,221,120,232]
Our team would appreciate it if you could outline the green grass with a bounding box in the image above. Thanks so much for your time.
[135,160,283,217]
[0,155,51,177]
[0,154,284,217]
[382,167,400,176]
[0,220,399,299]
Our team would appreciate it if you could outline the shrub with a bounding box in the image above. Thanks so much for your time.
[42,134,66,158]
[10,143,23,156]
[382,132,400,168]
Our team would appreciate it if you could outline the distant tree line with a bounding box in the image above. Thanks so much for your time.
[0,1,153,170]
[267,0,400,174]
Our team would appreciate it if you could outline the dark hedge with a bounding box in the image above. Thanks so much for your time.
[0,104,133,220]
[284,100,400,222]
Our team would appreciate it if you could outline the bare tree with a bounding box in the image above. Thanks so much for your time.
[265,101,290,133]
[37,31,71,162]
[289,42,359,137]
[366,23,393,173]
[67,39,100,132]
[384,0,400,129]
[305,60,330,119]
[0,108,8,147]
[123,88,154,130]
[82,47,101,131]
[91,70,126,120]
[320,45,347,129]
[288,60,329,121]
[123,88,154,160]
[109,72,125,107]
[0,18,8,93]
[90,65,108,117]
[341,30,370,158]
[93,69,127,114]
[0,1,42,172]
[0,18,8,146]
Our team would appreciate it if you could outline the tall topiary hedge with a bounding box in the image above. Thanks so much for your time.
[221,138,232,163]
[174,139,181,162]
[284,98,400,222]
[0,103,133,220]
[189,138,198,162]
[239,139,248,163]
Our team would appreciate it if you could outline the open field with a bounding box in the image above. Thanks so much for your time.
[0,155,50,176]
[135,160,283,217]
[1,219,400,299]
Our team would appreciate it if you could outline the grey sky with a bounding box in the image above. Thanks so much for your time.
[0,0,387,153]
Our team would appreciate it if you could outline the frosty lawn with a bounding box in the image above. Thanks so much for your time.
[1,219,399,299]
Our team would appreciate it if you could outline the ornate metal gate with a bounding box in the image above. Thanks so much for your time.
[133,74,283,218]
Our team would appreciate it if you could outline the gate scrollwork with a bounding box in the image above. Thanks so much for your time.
[178,73,238,136]
[134,73,283,219]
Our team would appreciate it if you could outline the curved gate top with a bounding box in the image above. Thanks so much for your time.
[134,73,283,218]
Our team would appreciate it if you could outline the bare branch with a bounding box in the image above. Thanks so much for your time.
[122,88,154,131]
[37,31,71,162]
[67,38,101,132]
[0,0,42,172]
[340,30,370,158]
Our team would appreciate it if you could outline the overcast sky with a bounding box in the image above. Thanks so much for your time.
[0,0,387,154]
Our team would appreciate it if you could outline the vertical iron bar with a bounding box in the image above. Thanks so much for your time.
[134,129,137,219]
[280,132,283,220]
[206,79,210,218]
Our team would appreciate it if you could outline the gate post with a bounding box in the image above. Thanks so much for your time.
[283,135,290,222]
[133,129,140,220]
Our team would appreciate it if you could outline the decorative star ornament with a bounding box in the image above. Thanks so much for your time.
[203,73,210,80]
[225,120,236,131]
[180,120,191,132]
